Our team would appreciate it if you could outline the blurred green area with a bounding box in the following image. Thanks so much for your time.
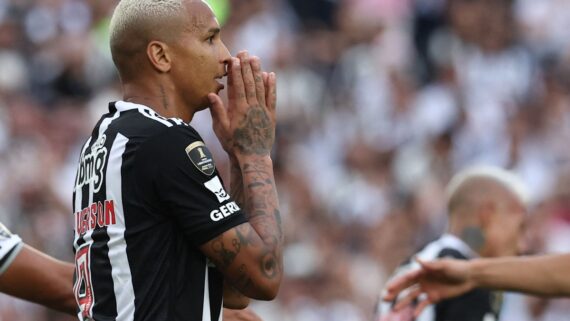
[204,0,231,26]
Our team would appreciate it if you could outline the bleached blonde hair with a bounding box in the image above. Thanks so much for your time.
[110,0,184,44]
[109,0,189,74]
[446,166,529,212]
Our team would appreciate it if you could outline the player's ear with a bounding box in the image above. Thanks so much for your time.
[147,41,172,73]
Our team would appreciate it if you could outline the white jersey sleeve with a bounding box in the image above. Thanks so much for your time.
[0,222,23,275]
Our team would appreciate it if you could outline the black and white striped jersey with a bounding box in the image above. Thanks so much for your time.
[0,222,23,275]
[72,101,247,321]
[377,234,503,321]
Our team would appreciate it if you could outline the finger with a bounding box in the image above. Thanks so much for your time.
[227,58,236,100]
[266,72,277,111]
[229,57,246,106]
[208,93,230,131]
[417,258,446,275]
[414,299,432,317]
[262,71,269,107]
[393,285,422,311]
[250,56,266,107]
[384,269,423,301]
[262,71,269,86]
[237,51,258,105]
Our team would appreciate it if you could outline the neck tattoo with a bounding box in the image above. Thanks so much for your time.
[160,85,168,110]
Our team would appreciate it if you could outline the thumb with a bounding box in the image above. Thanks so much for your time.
[208,93,229,130]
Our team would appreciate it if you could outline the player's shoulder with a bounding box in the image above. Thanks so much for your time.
[108,101,197,139]
[391,236,470,277]
[415,234,471,261]
[139,119,203,148]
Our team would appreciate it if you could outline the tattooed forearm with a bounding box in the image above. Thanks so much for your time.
[240,160,280,241]
[260,251,279,279]
[238,155,283,281]
[230,157,245,209]
[210,234,241,269]
[233,107,274,156]
[274,209,283,242]
[235,264,254,292]
[235,223,261,247]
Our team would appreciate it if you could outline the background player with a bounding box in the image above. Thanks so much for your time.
[71,1,282,320]
[377,167,528,321]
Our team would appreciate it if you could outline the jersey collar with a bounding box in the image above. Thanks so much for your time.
[111,100,155,113]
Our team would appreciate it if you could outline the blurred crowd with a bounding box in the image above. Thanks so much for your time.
[1,0,570,320]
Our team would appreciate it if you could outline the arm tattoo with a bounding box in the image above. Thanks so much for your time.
[230,157,245,207]
[233,107,274,155]
[235,264,254,292]
[238,156,284,280]
[210,234,241,269]
[260,251,278,279]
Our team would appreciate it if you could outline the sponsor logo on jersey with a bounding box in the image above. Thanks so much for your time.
[210,201,240,221]
[204,176,231,203]
[185,141,215,176]
[76,134,108,192]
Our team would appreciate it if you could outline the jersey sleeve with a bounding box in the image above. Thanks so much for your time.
[435,289,501,321]
[0,222,23,275]
[136,125,247,246]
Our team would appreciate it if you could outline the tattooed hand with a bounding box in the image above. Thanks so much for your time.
[208,51,277,158]
[203,51,282,300]
[202,53,283,301]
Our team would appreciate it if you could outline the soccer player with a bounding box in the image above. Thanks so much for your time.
[71,1,283,320]
[376,167,528,321]
[0,222,76,314]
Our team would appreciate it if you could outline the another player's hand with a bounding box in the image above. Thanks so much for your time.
[208,50,277,158]
[383,258,475,317]
[377,304,415,321]
[223,307,263,321]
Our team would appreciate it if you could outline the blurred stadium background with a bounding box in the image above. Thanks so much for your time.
[1,0,570,320]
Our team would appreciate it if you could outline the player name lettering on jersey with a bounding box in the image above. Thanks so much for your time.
[210,201,240,221]
[76,134,108,192]
[75,199,117,234]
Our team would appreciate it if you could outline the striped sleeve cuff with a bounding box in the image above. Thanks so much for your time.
[0,235,23,276]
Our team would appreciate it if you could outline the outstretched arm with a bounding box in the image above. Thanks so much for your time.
[0,245,76,314]
[470,254,570,296]
[384,254,570,316]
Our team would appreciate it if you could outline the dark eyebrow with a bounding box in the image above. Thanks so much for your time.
[207,27,221,36]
